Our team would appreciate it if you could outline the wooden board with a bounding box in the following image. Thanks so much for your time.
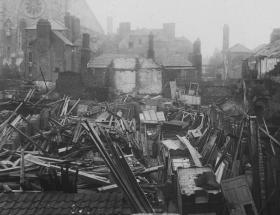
[221,175,258,215]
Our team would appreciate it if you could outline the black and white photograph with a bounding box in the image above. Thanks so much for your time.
[0,0,279,214]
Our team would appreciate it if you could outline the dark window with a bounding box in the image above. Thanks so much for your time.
[139,39,142,44]
[244,204,255,215]
[129,41,134,48]
[7,47,10,57]
[28,52,32,63]
[54,67,60,73]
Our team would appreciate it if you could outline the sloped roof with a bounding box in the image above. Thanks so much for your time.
[0,191,131,215]
[229,43,252,53]
[253,40,280,58]
[87,54,137,68]
[53,31,74,46]
[113,57,137,70]
[88,54,161,69]
[156,54,193,67]
[138,58,160,69]
[68,0,104,34]
[253,44,267,53]
[25,19,66,31]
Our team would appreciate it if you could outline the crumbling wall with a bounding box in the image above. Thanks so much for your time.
[138,68,162,94]
[113,70,136,94]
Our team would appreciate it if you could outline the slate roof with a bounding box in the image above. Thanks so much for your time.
[25,19,66,31]
[0,191,132,215]
[87,54,137,68]
[68,0,104,34]
[53,31,74,46]
[138,58,160,69]
[156,54,193,68]
[113,57,137,70]
[253,40,280,58]
[228,43,252,53]
[253,44,267,53]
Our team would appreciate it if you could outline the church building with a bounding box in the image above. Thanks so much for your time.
[0,0,103,82]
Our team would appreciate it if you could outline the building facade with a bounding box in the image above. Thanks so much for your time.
[0,0,103,80]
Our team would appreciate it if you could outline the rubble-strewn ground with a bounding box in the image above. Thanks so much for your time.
[0,82,279,215]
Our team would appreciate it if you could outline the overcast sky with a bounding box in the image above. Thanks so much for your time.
[86,0,280,57]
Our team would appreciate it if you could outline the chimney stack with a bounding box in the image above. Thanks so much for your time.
[81,33,91,73]
[223,24,229,51]
[192,38,202,80]
[72,17,80,42]
[147,32,155,60]
[64,12,72,40]
[37,19,51,51]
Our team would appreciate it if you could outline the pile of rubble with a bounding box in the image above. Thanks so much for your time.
[0,88,278,214]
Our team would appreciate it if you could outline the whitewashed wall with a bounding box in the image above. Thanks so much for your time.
[138,68,162,94]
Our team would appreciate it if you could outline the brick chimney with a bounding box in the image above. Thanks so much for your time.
[223,24,229,51]
[81,33,90,73]
[147,32,155,59]
[71,16,80,42]
[64,12,73,41]
[37,19,51,51]
[192,38,202,80]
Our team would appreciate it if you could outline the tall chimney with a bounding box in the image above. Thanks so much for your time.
[192,38,202,80]
[81,33,90,73]
[147,32,155,59]
[37,19,51,51]
[64,12,72,40]
[107,16,113,35]
[72,16,80,42]
[223,24,229,51]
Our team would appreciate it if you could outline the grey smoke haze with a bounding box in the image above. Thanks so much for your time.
[86,0,279,57]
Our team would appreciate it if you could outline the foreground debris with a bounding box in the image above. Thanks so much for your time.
[0,89,279,215]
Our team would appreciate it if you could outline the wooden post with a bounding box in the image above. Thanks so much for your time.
[20,143,25,190]
[249,116,261,210]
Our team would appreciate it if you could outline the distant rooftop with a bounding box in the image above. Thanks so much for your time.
[228,43,252,53]
[156,54,193,68]
[87,53,138,68]
[253,40,280,58]
[25,19,66,31]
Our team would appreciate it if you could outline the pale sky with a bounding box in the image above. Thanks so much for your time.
[86,0,280,57]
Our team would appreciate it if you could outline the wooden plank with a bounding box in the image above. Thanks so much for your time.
[24,154,110,184]
[221,175,258,215]
[259,126,280,147]
[177,136,202,167]
[149,110,158,122]
[143,110,151,121]
[9,124,47,154]
[156,111,166,122]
